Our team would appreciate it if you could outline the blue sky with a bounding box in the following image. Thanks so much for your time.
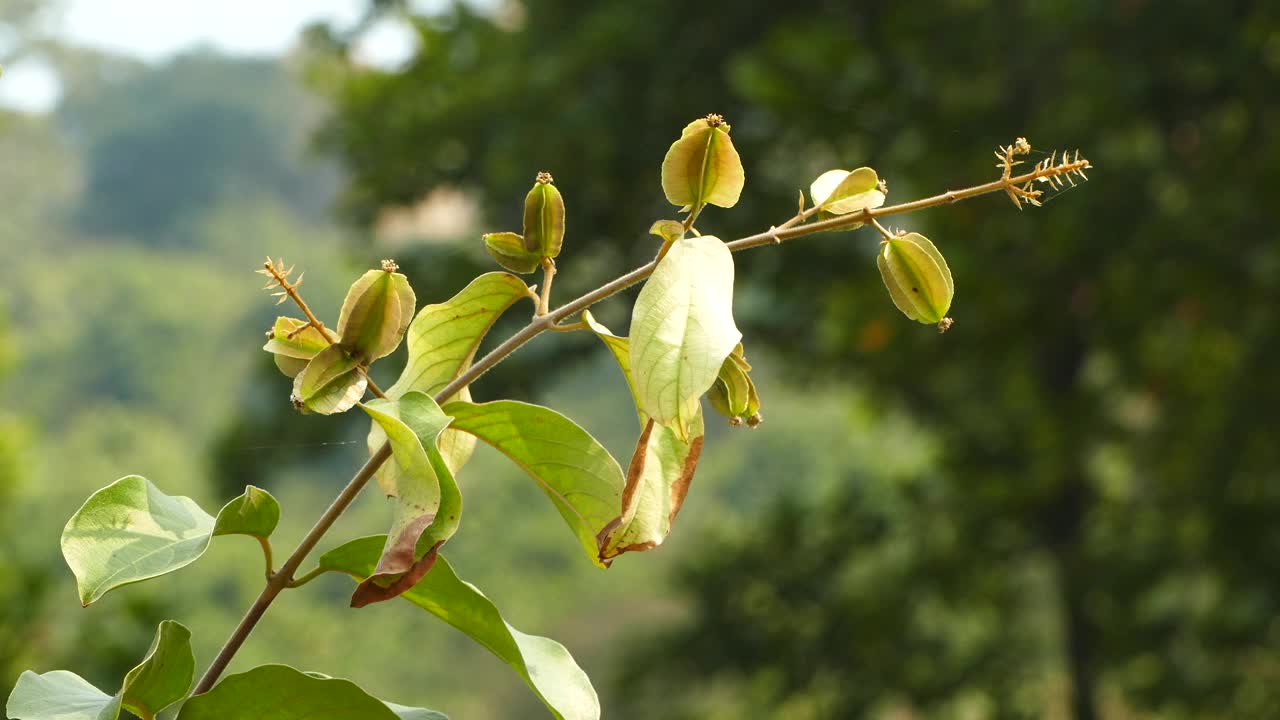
[0,0,427,111]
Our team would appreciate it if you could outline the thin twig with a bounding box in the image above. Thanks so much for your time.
[194,156,1089,694]
[537,258,556,316]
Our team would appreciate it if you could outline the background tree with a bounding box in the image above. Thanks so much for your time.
[308,1,1280,717]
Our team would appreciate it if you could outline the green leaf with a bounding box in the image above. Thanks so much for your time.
[335,267,417,363]
[442,400,622,569]
[355,392,461,606]
[178,664,447,720]
[523,174,566,259]
[7,621,194,720]
[483,232,541,274]
[320,540,599,720]
[583,312,706,561]
[629,235,741,440]
[661,115,745,211]
[212,485,280,539]
[263,317,329,378]
[63,477,284,605]
[291,344,367,415]
[809,167,886,216]
[374,272,532,487]
[62,476,216,606]
[117,620,195,719]
[6,671,120,720]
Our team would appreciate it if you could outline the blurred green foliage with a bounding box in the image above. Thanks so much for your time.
[308,1,1280,717]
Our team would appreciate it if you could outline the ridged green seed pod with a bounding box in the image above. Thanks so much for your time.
[877,232,954,326]
[523,171,566,259]
[482,231,541,274]
[705,343,762,427]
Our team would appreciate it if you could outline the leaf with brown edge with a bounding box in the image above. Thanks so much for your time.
[355,392,460,606]
[583,313,707,562]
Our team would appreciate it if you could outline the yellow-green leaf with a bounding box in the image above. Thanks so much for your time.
[443,400,623,569]
[319,543,598,720]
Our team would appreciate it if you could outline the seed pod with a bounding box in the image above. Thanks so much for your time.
[335,261,417,363]
[483,231,541,274]
[661,114,745,211]
[809,167,886,216]
[877,232,954,326]
[290,344,368,415]
[263,316,328,378]
[523,171,566,259]
[705,343,762,427]
[649,219,686,244]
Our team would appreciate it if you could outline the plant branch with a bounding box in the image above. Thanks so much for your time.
[195,153,1089,693]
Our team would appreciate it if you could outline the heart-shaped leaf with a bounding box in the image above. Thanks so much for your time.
[355,392,461,606]
[212,484,280,539]
[62,478,281,605]
[62,477,217,606]
[661,115,744,211]
[178,664,447,720]
[320,540,598,720]
[629,236,740,440]
[583,311,705,561]
[336,266,417,363]
[7,620,194,720]
[442,400,622,569]
[290,344,367,415]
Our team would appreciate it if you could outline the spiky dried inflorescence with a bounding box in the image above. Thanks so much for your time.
[257,257,305,306]
[995,138,1092,209]
[257,257,330,341]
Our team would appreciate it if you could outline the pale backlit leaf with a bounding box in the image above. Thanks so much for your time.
[629,236,740,439]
